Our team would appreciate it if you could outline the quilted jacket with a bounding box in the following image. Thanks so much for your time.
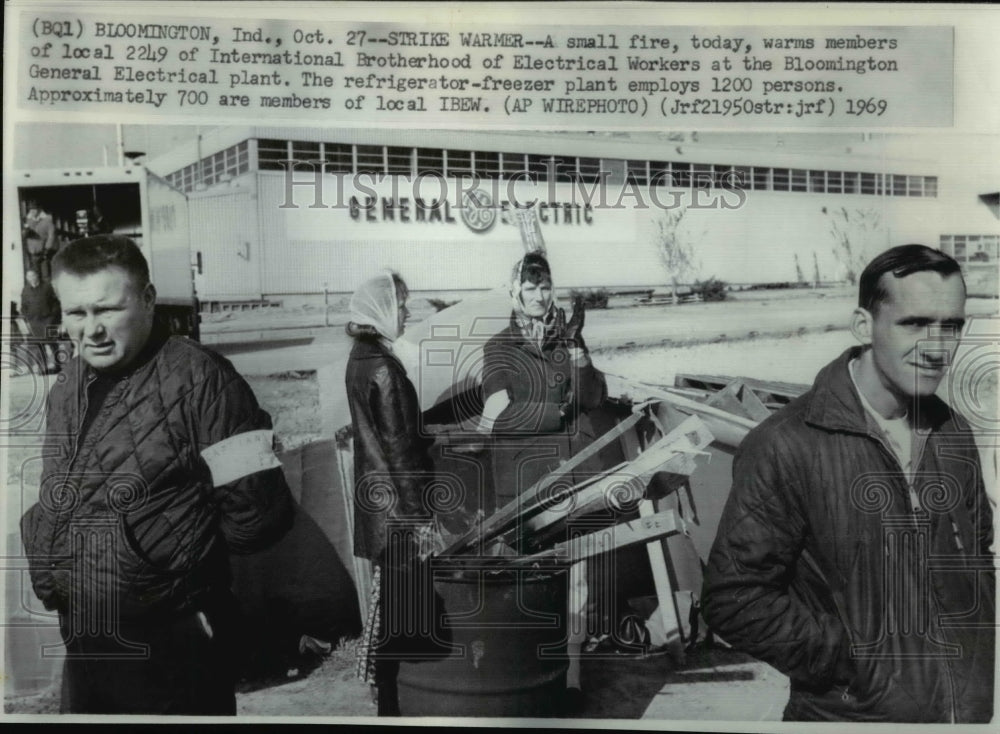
[21,326,294,622]
[702,347,995,722]
[345,335,434,561]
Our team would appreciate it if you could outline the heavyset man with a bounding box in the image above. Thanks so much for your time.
[703,244,995,722]
[21,235,294,714]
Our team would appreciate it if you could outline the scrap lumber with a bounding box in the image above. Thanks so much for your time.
[509,509,685,565]
[521,415,711,538]
[639,498,686,663]
[704,379,771,422]
[440,410,644,556]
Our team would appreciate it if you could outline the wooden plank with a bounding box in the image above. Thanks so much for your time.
[738,383,773,422]
[521,429,706,537]
[440,410,645,556]
[511,509,685,564]
[640,499,686,663]
[705,380,754,420]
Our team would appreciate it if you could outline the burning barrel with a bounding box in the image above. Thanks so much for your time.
[396,563,569,718]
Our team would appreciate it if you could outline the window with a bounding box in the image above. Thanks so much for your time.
[501,152,527,178]
[790,168,808,192]
[236,141,249,173]
[291,141,321,165]
[906,175,923,197]
[860,172,877,195]
[891,174,907,197]
[324,143,353,174]
[415,148,443,177]
[826,170,842,194]
[772,168,790,191]
[578,157,604,184]
[355,145,385,177]
[752,166,770,190]
[257,138,289,171]
[626,160,649,185]
[692,163,713,189]
[475,151,500,179]
[924,177,938,197]
[527,153,555,179]
[386,146,413,175]
[730,166,751,190]
[445,149,473,177]
[952,235,967,262]
[842,172,859,194]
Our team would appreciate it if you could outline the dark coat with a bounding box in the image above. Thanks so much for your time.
[345,336,434,561]
[481,318,607,507]
[702,347,995,722]
[21,326,294,622]
[20,281,60,336]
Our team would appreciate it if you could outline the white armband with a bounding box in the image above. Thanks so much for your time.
[476,391,511,434]
[201,429,282,487]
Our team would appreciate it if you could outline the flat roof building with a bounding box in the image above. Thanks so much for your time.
[145,128,998,300]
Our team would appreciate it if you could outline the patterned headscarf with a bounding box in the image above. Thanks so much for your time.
[509,253,558,348]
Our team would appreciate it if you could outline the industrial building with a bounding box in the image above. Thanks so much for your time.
[143,127,999,303]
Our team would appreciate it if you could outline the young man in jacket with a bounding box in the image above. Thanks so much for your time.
[20,235,294,715]
[703,244,994,722]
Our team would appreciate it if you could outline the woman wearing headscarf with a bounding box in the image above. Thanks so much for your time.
[346,270,437,716]
[477,251,607,712]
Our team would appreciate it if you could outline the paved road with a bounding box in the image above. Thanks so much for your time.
[219,292,997,376]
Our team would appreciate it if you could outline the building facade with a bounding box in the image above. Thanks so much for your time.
[147,127,997,300]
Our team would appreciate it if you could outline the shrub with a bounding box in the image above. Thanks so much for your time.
[694,277,728,302]
[568,288,610,310]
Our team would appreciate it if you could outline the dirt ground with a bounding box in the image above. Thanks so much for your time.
[3,288,996,722]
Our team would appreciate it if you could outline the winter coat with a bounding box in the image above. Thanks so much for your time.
[20,281,61,336]
[345,335,434,561]
[24,213,56,253]
[21,326,294,622]
[702,347,995,722]
[482,317,607,507]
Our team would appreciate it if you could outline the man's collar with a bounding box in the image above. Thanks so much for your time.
[804,347,951,434]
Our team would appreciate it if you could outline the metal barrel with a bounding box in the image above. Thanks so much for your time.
[397,564,569,718]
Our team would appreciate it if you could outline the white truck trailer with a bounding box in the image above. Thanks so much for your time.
[5,165,199,339]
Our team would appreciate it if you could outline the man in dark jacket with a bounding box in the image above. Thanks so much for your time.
[19,268,61,372]
[703,244,995,723]
[20,235,294,715]
[24,202,57,280]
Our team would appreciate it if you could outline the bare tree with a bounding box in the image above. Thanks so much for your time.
[654,208,701,305]
[794,253,806,284]
[827,206,885,285]
[812,250,821,288]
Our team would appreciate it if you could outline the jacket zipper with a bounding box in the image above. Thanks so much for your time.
[866,428,957,722]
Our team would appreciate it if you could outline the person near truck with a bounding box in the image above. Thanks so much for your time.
[19,268,61,373]
[20,235,295,714]
[702,244,995,722]
[23,202,58,280]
